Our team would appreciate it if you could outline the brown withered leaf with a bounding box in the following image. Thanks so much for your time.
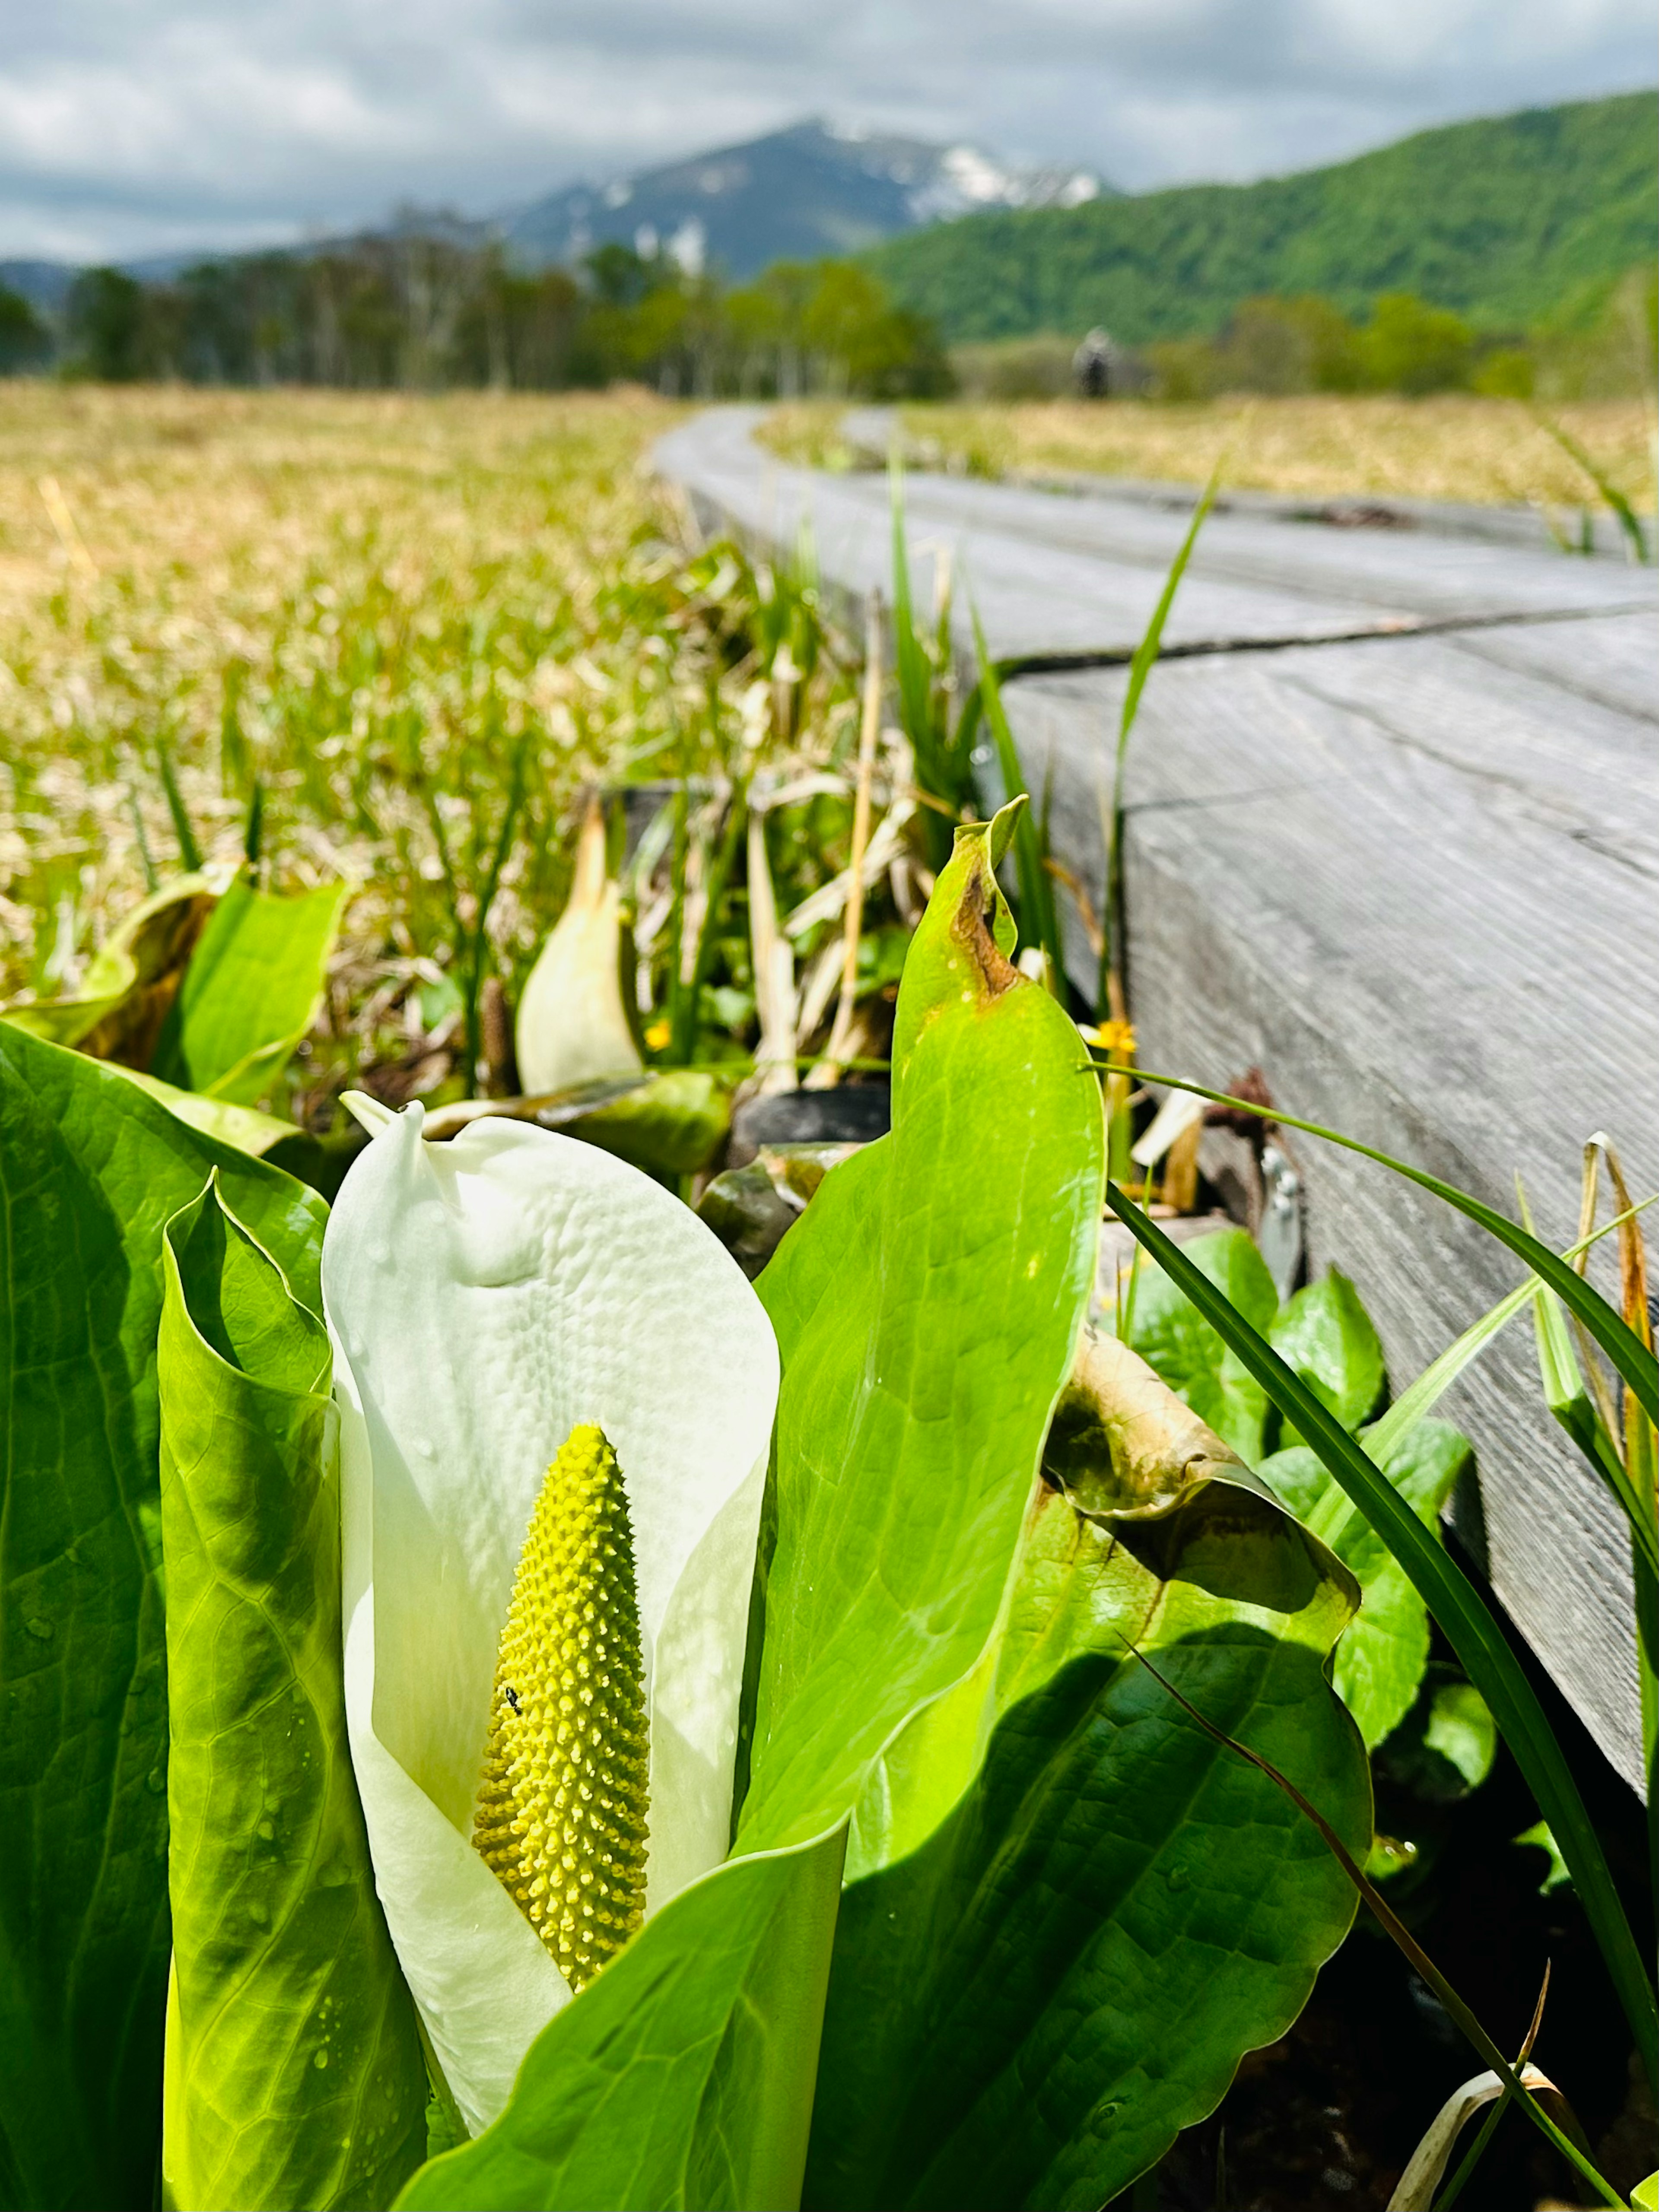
[5,871,225,1069]
[1045,1323,1250,1520]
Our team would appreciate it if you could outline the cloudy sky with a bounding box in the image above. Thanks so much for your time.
[3,0,1653,263]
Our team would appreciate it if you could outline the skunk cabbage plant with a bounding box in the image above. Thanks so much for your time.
[322,1098,779,2133]
[406,805,1369,2212]
[1,803,1371,2212]
[515,797,643,1094]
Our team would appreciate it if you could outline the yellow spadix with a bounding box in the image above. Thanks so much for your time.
[473,1426,649,1989]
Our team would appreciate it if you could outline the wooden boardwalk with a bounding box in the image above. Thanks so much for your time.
[655,408,1659,1793]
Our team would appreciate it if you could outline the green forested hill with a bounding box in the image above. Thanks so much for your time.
[865,91,1657,344]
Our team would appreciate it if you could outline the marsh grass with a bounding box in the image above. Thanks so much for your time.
[0,386,675,977]
[766,392,1656,511]
[0,383,887,1110]
[757,402,866,476]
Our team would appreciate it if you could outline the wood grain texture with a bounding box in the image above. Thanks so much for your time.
[656,408,1659,1792]
[655,410,1657,663]
[1001,631,1657,1790]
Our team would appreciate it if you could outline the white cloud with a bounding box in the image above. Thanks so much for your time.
[0,0,1649,260]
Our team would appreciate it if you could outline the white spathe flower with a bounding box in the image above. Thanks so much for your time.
[322,1100,779,2135]
[516,796,643,1094]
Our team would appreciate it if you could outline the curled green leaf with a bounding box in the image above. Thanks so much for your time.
[0,1025,326,2212]
[810,1335,1367,2212]
[151,873,348,1105]
[745,803,1105,1854]
[159,1179,426,2212]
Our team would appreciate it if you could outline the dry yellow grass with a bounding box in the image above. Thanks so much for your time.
[6,380,1649,1025]
[896,394,1658,510]
[0,384,881,1113]
[763,393,1656,512]
[0,384,690,997]
[0,382,682,628]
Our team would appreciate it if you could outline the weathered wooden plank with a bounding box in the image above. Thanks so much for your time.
[1000,628,1657,1790]
[655,415,1427,658]
[1445,612,1659,724]
[655,408,1659,1790]
[883,469,1656,624]
[668,444,1384,659]
[655,410,1657,663]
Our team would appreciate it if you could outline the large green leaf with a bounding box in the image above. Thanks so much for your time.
[739,805,1106,1851]
[99,1059,333,1189]
[1261,1421,1472,1750]
[560,1068,731,1177]
[806,1344,1368,2212]
[151,874,347,1105]
[158,1182,426,2211]
[1102,1184,1658,2095]
[0,1025,326,2211]
[2,873,222,1063]
[1268,1269,1386,1441]
[397,809,1104,2212]
[397,1832,845,2212]
[426,1073,731,1181]
[1112,1228,1280,1463]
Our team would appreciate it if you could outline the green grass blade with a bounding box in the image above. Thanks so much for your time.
[969,601,1063,987]
[1117,470,1223,754]
[1368,1196,1658,1472]
[1432,2091,1510,2210]
[1367,1280,1541,1463]
[1522,1187,1659,1940]
[127,786,159,891]
[663,769,691,1056]
[156,736,203,873]
[890,463,967,862]
[932,539,953,673]
[889,463,935,766]
[674,784,747,1065]
[463,732,530,1082]
[1637,1552,1659,1944]
[1103,1183,1659,2094]
[242,780,264,870]
[1531,1283,1651,1550]
[1101,466,1221,1012]
[1532,409,1650,564]
[1094,1062,1659,1428]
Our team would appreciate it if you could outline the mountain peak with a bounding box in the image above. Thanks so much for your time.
[503,120,1107,280]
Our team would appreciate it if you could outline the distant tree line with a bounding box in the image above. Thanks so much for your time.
[3,214,1647,409]
[1141,285,1655,402]
[0,228,952,398]
[0,286,52,374]
[950,274,1657,405]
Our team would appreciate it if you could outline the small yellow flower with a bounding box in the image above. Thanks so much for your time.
[643,1019,671,1051]
[1077,1019,1137,1061]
